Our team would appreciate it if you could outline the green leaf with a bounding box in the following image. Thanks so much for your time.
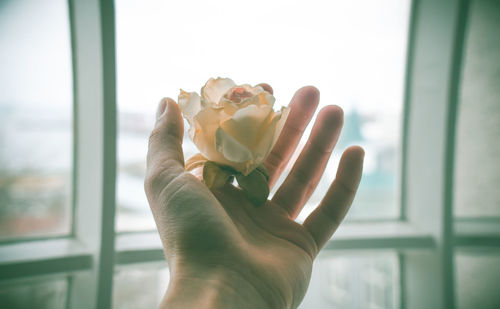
[236,165,270,207]
[255,164,270,181]
[203,161,233,189]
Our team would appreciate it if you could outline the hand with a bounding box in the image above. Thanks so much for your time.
[144,85,364,309]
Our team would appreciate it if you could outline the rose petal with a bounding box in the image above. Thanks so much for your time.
[201,77,236,106]
[272,106,290,146]
[191,107,226,162]
[260,92,276,108]
[253,106,290,162]
[221,86,275,116]
[220,104,272,148]
[236,91,273,109]
[234,84,264,97]
[252,114,281,162]
[215,127,253,163]
[185,153,208,171]
[178,90,201,121]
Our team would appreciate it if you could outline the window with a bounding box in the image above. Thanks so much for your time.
[455,251,500,309]
[454,0,500,218]
[0,0,73,240]
[0,276,69,309]
[113,263,169,309]
[115,0,410,231]
[302,252,399,308]
[1,0,499,308]
[453,2,500,309]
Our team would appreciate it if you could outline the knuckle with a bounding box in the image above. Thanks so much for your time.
[143,164,167,192]
[144,163,169,195]
[265,151,284,172]
[322,206,342,228]
[144,159,185,195]
[148,123,181,151]
[148,127,163,149]
[334,179,357,196]
[144,169,160,196]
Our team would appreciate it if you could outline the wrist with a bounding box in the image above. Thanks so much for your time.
[161,263,281,309]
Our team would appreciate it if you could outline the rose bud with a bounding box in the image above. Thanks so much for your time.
[179,77,289,176]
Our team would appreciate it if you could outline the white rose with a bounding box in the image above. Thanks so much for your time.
[178,77,289,176]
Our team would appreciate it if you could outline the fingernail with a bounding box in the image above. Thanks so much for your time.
[156,98,167,119]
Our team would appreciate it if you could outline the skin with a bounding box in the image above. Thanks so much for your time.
[144,85,365,309]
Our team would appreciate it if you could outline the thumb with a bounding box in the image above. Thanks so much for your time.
[145,98,185,193]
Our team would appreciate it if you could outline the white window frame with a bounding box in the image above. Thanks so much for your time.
[1,0,497,308]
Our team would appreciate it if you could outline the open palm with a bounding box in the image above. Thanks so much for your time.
[145,86,364,309]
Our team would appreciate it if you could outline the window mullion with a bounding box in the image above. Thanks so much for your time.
[97,0,118,308]
[403,0,468,308]
[68,0,117,308]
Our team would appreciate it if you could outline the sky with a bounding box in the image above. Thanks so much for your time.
[0,0,72,108]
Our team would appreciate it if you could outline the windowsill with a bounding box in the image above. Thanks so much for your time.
[114,221,436,265]
[115,232,164,265]
[8,218,500,281]
[0,238,92,280]
[454,219,500,248]
[326,221,435,250]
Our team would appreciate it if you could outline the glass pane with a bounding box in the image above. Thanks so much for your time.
[454,0,500,217]
[301,252,399,308]
[115,0,410,230]
[0,0,73,239]
[112,255,397,309]
[455,251,500,309]
[0,276,68,309]
[113,264,169,309]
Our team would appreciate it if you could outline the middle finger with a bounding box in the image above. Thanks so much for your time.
[271,105,343,219]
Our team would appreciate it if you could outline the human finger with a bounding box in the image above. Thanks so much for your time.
[264,86,320,187]
[272,106,343,219]
[145,98,185,194]
[303,146,364,251]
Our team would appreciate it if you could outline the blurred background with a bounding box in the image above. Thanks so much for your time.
[0,0,499,308]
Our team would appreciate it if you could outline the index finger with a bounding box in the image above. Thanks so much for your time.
[264,86,320,187]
